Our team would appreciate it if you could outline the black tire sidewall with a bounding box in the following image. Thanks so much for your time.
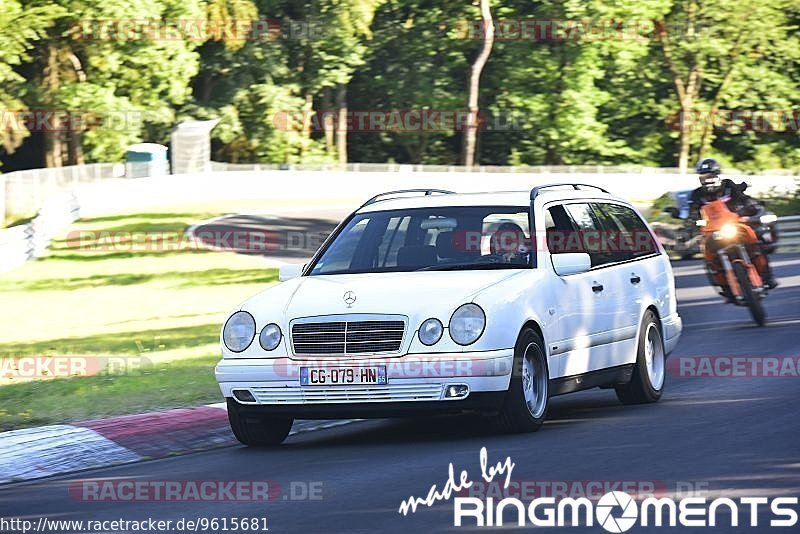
[732,262,766,326]
[501,328,549,431]
[636,311,664,400]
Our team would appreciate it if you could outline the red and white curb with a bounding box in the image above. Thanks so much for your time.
[0,404,231,484]
[0,402,357,484]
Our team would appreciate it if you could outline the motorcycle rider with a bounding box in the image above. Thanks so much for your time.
[689,157,778,290]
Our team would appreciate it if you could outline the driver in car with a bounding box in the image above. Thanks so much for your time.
[489,222,531,264]
[689,157,778,289]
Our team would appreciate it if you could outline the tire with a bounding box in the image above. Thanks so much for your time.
[733,262,766,326]
[616,311,665,405]
[497,328,549,433]
[227,399,293,446]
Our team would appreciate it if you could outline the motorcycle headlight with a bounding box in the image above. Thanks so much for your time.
[259,323,282,351]
[760,214,778,224]
[418,318,443,346]
[449,304,485,346]
[223,311,256,353]
[719,223,738,240]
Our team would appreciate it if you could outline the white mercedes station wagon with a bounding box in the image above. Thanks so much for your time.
[216,184,682,445]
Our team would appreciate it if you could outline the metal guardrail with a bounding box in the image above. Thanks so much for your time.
[209,162,800,175]
[779,215,800,251]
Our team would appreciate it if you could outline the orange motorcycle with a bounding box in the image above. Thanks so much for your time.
[698,199,771,326]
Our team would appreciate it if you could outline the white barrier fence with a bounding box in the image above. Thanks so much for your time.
[0,164,797,273]
[0,193,80,273]
[0,177,797,273]
[1,163,123,224]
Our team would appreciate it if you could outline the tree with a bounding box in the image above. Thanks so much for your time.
[20,0,204,166]
[460,0,493,167]
[653,0,800,172]
[0,1,63,157]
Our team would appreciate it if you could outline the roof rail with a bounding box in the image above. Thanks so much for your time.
[361,188,456,207]
[529,183,610,201]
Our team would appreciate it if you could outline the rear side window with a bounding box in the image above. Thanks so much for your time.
[563,203,616,268]
[593,203,658,261]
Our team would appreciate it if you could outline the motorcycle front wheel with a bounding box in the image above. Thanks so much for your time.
[732,261,766,326]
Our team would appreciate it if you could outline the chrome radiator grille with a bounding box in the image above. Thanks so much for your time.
[291,319,405,355]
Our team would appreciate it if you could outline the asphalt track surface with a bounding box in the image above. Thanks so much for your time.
[2,210,799,534]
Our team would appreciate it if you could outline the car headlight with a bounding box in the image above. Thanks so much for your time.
[418,318,443,346]
[223,311,256,353]
[718,223,738,240]
[259,323,282,351]
[449,303,485,346]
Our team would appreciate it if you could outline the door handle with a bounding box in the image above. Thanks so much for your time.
[630,274,641,284]
[592,283,604,293]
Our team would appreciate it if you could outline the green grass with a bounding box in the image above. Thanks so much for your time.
[0,354,222,430]
[0,209,278,430]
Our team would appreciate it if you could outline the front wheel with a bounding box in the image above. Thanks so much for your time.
[497,328,549,433]
[616,311,665,405]
[227,399,293,446]
[733,262,766,326]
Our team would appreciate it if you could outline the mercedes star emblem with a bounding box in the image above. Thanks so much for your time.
[343,291,357,307]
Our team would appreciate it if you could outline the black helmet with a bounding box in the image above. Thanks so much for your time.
[696,158,722,190]
[696,158,721,176]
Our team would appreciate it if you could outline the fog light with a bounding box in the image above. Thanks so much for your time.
[445,384,470,399]
[232,389,256,403]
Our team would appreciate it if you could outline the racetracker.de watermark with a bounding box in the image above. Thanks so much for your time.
[669,110,800,133]
[0,356,151,379]
[72,17,343,42]
[69,479,324,502]
[459,19,654,41]
[0,110,171,132]
[73,19,281,42]
[65,228,658,255]
[667,356,800,378]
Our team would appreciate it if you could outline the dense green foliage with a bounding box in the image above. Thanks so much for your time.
[1,0,798,170]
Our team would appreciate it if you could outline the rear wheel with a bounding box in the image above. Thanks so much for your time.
[498,328,549,433]
[616,311,665,405]
[733,262,766,326]
[227,399,293,446]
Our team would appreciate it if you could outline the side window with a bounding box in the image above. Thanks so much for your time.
[545,205,577,254]
[563,203,615,268]
[594,203,658,260]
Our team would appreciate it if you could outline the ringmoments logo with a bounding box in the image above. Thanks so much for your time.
[595,491,638,533]
[398,448,799,531]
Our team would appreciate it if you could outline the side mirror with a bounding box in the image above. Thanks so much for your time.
[551,253,591,276]
[278,263,305,281]
[662,207,680,219]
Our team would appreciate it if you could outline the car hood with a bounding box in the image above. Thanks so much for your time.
[240,269,526,326]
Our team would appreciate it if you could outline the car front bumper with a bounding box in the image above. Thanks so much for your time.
[663,312,682,355]
[216,349,513,416]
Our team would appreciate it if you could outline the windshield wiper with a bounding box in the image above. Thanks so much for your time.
[416,262,525,272]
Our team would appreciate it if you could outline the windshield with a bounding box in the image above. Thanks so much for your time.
[308,206,532,275]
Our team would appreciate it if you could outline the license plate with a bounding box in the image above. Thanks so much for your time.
[300,366,387,386]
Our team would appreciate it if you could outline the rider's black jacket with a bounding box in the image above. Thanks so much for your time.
[688,179,762,221]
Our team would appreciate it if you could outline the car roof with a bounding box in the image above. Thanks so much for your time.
[356,188,623,213]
